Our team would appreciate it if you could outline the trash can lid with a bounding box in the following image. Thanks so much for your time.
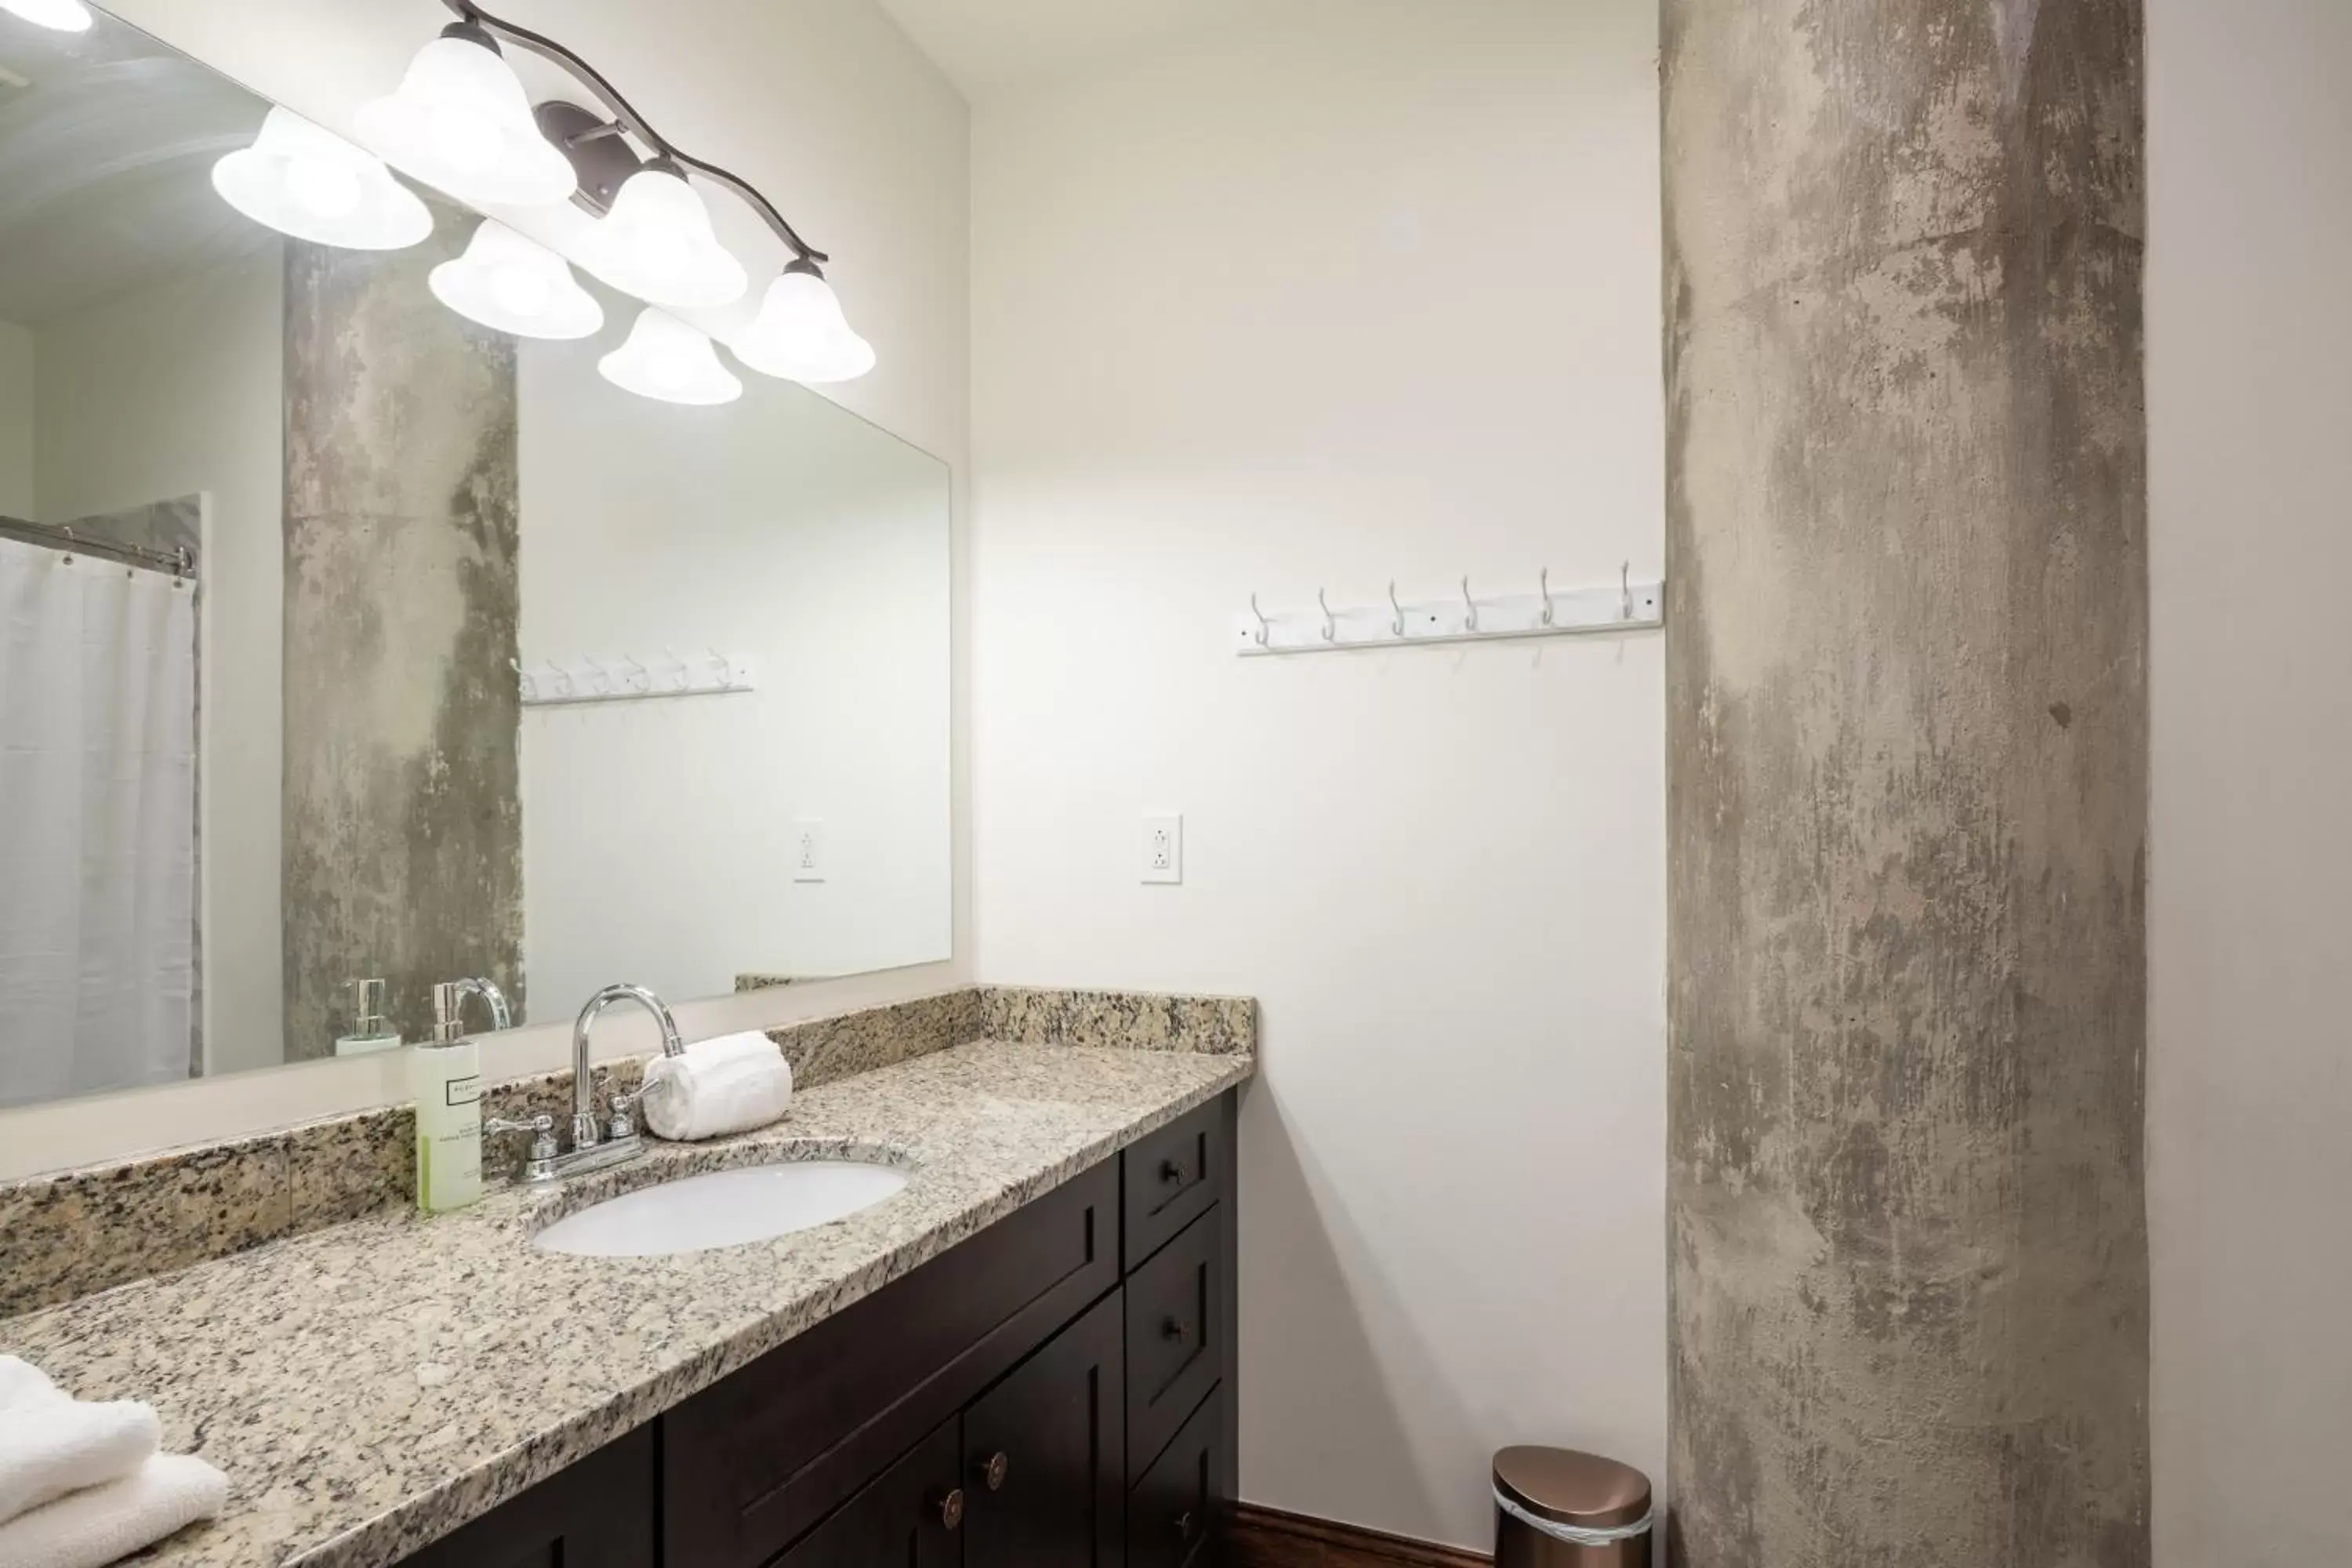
[1492,1446,1651,1530]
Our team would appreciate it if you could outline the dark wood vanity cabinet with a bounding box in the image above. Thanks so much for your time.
[399,1089,1237,1568]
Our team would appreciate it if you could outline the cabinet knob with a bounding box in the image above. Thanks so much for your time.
[979,1450,1010,1491]
[935,1488,966,1530]
[1160,1158,1185,1185]
[1173,1509,1196,1541]
[1162,1316,1190,1345]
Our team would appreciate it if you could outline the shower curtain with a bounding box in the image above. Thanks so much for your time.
[0,535,199,1109]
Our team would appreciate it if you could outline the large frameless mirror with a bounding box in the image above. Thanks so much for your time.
[0,2,950,1112]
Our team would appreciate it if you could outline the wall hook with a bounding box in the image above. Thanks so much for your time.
[1317,587,1336,642]
[509,658,538,703]
[1250,593,1270,648]
[1461,575,1479,633]
[1388,582,1406,637]
[1539,567,1555,626]
[1621,561,1633,621]
[619,653,651,692]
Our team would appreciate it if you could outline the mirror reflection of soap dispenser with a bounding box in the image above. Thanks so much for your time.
[334,978,402,1057]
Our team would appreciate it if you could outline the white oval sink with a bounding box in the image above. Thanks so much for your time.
[532,1161,909,1258]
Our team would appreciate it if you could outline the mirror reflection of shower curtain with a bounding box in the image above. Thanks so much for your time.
[0,535,199,1108]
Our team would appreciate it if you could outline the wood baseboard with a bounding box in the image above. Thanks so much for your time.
[1227,1501,1490,1567]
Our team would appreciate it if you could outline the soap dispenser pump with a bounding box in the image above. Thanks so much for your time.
[412,980,501,1214]
[334,978,402,1058]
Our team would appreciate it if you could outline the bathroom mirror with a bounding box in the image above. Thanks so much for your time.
[0,5,951,1111]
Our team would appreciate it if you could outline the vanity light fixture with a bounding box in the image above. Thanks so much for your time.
[0,0,93,32]
[598,307,742,406]
[430,220,604,339]
[732,260,877,386]
[354,23,577,209]
[571,162,747,310]
[211,107,435,251]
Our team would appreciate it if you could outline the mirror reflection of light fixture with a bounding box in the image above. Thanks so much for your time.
[429,220,603,339]
[355,24,577,209]
[732,262,877,385]
[0,0,93,31]
[211,107,434,250]
[572,164,748,310]
[599,307,742,406]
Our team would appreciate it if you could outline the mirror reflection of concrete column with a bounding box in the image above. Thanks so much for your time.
[1661,3,2148,1563]
[281,211,524,1060]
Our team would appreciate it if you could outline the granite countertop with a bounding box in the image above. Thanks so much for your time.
[0,1040,1254,1568]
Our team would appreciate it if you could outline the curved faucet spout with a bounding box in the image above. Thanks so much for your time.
[570,984,684,1152]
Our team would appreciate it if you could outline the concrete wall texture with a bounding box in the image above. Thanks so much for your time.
[1662,1,2150,1563]
[281,220,523,1059]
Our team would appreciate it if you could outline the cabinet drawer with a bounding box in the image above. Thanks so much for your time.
[398,1425,655,1568]
[1123,1095,1227,1271]
[666,1160,1120,1568]
[1124,1205,1221,1482]
[764,1420,963,1568]
[1128,1382,1226,1568]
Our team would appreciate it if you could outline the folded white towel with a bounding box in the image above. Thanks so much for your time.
[639,1031,793,1142]
[0,1396,162,1526]
[0,1454,227,1568]
[0,1359,63,1414]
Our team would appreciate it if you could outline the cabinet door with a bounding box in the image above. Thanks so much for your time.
[397,1425,654,1568]
[962,1287,1126,1568]
[771,1419,966,1568]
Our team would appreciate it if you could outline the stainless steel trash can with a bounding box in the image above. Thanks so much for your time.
[1493,1446,1653,1568]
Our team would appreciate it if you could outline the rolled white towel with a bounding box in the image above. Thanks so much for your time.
[0,1453,227,1568]
[0,1395,162,1526]
[638,1032,793,1142]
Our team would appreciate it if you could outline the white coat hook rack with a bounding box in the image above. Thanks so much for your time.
[519,649,758,707]
[1235,564,1662,657]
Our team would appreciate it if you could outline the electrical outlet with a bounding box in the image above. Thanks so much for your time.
[792,818,826,882]
[1142,814,1182,884]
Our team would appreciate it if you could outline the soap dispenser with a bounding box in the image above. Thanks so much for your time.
[334,978,402,1058]
[412,981,492,1214]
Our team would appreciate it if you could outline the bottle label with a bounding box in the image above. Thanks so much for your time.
[442,1075,481,1108]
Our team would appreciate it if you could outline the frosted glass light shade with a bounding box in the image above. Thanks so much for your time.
[572,168,747,310]
[429,220,604,339]
[355,34,576,209]
[732,269,876,384]
[0,0,93,31]
[211,108,434,250]
[599,308,742,406]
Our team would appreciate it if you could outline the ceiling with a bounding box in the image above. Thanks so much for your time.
[874,0,1272,99]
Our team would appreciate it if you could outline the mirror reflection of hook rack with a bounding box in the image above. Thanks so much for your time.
[518,649,759,707]
[1234,564,1662,657]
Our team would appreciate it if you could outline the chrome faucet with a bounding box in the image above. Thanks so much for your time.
[488,984,684,1185]
[430,977,511,1041]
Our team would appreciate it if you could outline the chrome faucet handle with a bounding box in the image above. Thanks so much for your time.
[607,1091,639,1142]
[485,1114,558,1179]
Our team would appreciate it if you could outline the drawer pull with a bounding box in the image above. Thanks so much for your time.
[1173,1509,1196,1541]
[979,1450,1010,1491]
[1162,1316,1190,1345]
[1160,1158,1186,1185]
[935,1489,966,1530]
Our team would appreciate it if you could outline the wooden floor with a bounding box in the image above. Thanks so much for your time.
[1226,1502,1490,1566]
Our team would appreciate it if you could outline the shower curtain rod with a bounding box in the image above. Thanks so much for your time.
[0,517,197,580]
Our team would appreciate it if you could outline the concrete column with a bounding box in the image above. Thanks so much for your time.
[1661,3,2148,1565]
[281,213,523,1058]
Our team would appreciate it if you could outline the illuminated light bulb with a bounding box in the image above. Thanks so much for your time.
[356,29,576,209]
[211,107,433,250]
[0,0,94,32]
[731,266,877,384]
[427,220,603,340]
[598,307,742,406]
[572,165,746,310]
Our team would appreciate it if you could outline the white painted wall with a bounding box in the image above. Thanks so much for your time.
[2147,3,2352,1565]
[0,320,31,520]
[0,0,971,1179]
[29,246,286,1078]
[517,321,952,1015]
[968,0,1664,1549]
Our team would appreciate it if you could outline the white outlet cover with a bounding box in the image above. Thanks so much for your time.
[1142,814,1182,884]
[793,818,826,883]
